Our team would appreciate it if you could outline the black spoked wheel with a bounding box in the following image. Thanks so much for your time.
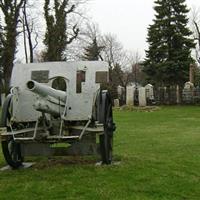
[1,94,23,169]
[99,91,116,164]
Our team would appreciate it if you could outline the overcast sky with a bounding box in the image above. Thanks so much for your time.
[88,0,200,58]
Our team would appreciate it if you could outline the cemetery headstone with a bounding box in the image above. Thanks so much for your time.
[182,81,194,104]
[114,99,120,107]
[126,86,134,106]
[117,86,125,106]
[145,84,154,105]
[139,87,147,107]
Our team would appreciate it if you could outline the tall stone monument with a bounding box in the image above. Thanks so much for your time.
[139,87,147,107]
[126,86,134,106]
[189,64,196,84]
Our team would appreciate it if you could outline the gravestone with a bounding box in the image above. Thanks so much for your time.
[182,82,194,104]
[117,86,123,96]
[126,86,134,106]
[145,84,154,105]
[117,86,125,105]
[139,87,146,107]
[114,99,120,107]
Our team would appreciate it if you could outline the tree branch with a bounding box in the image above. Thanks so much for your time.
[66,4,75,14]
[67,24,79,44]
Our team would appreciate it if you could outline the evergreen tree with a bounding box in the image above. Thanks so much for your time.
[43,0,79,61]
[144,0,195,86]
[82,38,104,61]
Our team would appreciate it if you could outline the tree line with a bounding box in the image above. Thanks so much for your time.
[0,0,200,99]
[0,0,139,98]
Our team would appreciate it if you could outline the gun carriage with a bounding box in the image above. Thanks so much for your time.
[0,61,116,169]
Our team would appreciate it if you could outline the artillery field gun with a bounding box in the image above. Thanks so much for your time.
[0,61,116,169]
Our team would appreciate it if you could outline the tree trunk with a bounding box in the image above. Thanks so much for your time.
[3,31,17,95]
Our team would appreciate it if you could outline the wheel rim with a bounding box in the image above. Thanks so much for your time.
[1,95,23,169]
[99,92,115,164]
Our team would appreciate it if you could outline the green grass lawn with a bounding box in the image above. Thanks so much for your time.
[1,106,200,200]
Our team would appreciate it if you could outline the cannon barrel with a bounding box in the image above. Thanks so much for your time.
[26,80,67,102]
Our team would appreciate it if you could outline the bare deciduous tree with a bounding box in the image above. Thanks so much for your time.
[43,0,83,61]
[100,33,125,68]
[0,0,25,94]
[22,0,39,63]
[191,7,200,64]
[19,0,39,63]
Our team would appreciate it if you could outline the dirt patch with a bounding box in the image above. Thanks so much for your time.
[31,156,97,169]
